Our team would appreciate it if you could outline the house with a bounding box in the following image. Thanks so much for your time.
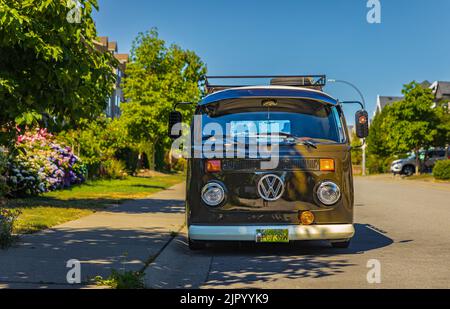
[93,36,129,119]
[374,95,404,116]
[374,80,450,117]
[430,81,450,108]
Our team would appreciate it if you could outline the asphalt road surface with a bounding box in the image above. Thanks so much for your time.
[145,176,450,289]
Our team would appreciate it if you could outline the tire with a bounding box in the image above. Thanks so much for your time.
[188,238,206,250]
[331,239,351,248]
[402,165,415,176]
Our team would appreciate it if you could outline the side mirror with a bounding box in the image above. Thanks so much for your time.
[355,110,369,138]
[168,111,182,139]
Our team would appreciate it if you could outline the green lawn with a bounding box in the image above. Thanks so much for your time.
[6,174,185,234]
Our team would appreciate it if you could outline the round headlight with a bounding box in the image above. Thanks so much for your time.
[201,182,225,206]
[316,181,341,206]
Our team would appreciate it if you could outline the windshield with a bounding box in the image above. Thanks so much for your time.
[201,108,346,143]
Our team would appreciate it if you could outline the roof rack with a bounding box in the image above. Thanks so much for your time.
[205,75,327,94]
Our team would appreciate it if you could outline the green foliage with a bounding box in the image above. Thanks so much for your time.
[95,269,145,289]
[382,82,440,155]
[350,131,362,165]
[57,116,135,177]
[367,107,392,158]
[121,28,207,169]
[0,0,117,135]
[367,81,449,174]
[172,157,187,172]
[102,159,128,180]
[0,207,21,249]
[433,160,450,180]
[0,147,9,198]
[366,154,398,174]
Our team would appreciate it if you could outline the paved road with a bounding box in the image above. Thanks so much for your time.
[145,176,450,288]
[1,177,449,289]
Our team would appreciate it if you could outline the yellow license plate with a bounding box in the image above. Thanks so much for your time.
[256,229,289,243]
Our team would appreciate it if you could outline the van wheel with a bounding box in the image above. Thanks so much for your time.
[331,240,351,248]
[188,238,206,250]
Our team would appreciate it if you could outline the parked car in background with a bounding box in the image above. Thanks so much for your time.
[390,148,449,176]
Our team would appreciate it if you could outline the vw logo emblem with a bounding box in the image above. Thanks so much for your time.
[257,174,285,201]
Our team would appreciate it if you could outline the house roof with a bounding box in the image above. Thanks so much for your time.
[431,81,450,99]
[114,54,129,63]
[97,36,108,46]
[108,41,118,53]
[199,86,338,106]
[378,95,403,111]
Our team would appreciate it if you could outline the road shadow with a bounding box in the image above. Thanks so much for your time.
[200,223,393,254]
[6,196,185,215]
[181,223,394,287]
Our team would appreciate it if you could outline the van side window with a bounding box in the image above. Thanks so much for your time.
[332,108,346,143]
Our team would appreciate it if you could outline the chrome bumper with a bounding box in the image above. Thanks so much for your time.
[189,224,355,241]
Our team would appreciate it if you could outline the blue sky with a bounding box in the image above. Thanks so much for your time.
[93,0,450,122]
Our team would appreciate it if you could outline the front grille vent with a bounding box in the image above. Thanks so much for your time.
[222,158,320,171]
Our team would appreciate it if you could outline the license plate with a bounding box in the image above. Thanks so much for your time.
[255,229,289,243]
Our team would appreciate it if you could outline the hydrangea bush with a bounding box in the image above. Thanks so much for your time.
[7,128,86,196]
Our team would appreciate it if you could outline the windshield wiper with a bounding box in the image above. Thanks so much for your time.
[276,133,318,149]
[300,139,318,149]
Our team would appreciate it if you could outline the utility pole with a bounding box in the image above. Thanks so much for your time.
[362,142,366,176]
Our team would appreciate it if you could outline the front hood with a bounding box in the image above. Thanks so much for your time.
[392,159,405,165]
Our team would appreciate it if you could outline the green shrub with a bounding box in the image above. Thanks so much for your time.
[102,159,128,180]
[95,269,145,289]
[0,208,21,249]
[0,147,9,198]
[172,157,187,172]
[57,117,136,178]
[366,154,402,174]
[433,160,450,180]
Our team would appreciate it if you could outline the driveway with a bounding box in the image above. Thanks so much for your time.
[145,176,450,288]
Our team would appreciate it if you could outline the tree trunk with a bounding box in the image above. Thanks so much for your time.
[415,149,420,175]
[137,152,143,170]
[150,144,156,170]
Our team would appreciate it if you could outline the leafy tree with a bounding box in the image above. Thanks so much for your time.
[382,81,442,174]
[367,106,391,158]
[0,0,116,141]
[350,131,362,165]
[121,28,206,169]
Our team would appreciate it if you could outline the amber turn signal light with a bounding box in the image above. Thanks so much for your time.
[300,211,315,225]
[320,159,335,171]
[206,160,221,172]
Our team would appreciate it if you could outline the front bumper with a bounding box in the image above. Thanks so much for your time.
[189,224,355,241]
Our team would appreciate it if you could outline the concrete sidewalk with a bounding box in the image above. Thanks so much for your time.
[0,182,186,289]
